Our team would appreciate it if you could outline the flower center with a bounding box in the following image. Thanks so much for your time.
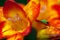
[7,14,29,32]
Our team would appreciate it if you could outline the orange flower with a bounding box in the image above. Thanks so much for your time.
[48,4,60,28]
[2,1,31,40]
[24,0,40,21]
[52,4,60,18]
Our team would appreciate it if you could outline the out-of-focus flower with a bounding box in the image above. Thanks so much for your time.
[52,4,60,18]
[37,0,59,21]
[37,28,50,40]
[48,18,60,29]
[48,4,60,28]
[2,1,31,40]
[0,21,6,38]
[24,0,40,21]
[47,4,60,35]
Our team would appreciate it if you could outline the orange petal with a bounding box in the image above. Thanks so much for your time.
[24,1,40,21]
[0,21,6,38]
[7,34,23,40]
[48,18,60,28]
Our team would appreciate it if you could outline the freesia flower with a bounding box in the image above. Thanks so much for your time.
[2,1,31,40]
[24,0,40,21]
[52,4,60,18]
[46,4,60,36]
[0,0,40,40]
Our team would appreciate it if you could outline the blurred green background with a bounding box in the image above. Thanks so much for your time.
[0,0,28,7]
[0,0,6,6]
